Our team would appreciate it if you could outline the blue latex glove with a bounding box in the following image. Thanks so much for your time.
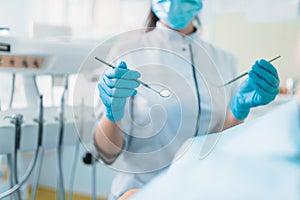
[98,61,140,122]
[230,59,280,120]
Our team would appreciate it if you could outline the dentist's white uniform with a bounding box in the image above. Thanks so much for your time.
[95,22,238,200]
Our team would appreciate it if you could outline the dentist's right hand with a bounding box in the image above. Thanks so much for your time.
[98,61,141,122]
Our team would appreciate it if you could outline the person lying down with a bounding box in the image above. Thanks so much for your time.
[119,89,300,200]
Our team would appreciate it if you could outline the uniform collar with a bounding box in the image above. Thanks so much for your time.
[155,21,200,40]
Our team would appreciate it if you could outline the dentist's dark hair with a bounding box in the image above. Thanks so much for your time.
[146,9,159,32]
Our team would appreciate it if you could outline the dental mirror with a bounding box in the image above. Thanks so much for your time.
[94,57,171,98]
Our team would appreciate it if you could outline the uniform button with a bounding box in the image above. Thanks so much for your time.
[182,47,186,51]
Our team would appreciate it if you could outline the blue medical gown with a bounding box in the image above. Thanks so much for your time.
[130,97,300,200]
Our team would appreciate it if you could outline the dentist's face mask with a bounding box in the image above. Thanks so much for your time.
[152,0,203,30]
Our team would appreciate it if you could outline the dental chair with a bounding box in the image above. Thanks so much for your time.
[130,96,300,200]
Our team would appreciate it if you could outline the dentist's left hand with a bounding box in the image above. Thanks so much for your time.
[98,61,141,122]
[230,59,280,120]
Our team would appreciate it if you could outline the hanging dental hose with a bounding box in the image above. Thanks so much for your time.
[5,114,23,200]
[30,95,44,200]
[68,98,85,200]
[92,156,97,200]
[56,76,68,200]
[9,73,16,109]
[0,150,39,199]
[13,114,22,200]
[6,74,17,199]
[82,152,97,200]
[91,155,97,200]
[0,112,40,199]
[5,153,14,200]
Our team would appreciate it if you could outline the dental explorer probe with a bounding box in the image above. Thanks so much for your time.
[222,55,281,87]
[94,57,171,98]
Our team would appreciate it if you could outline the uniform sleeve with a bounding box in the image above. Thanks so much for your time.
[92,132,129,165]
[92,114,130,165]
[92,43,131,165]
